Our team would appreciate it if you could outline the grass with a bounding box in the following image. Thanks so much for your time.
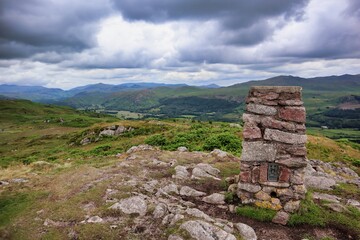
[235,205,277,222]
[0,193,35,227]
[289,191,360,237]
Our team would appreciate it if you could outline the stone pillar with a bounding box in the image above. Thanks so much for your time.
[238,86,307,214]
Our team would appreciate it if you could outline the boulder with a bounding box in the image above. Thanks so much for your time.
[312,192,340,203]
[153,203,168,219]
[99,129,115,136]
[192,164,221,180]
[87,216,104,223]
[180,220,236,240]
[264,129,307,145]
[110,196,147,216]
[185,208,214,222]
[177,147,188,152]
[272,211,289,225]
[234,223,257,240]
[210,149,229,158]
[304,176,336,190]
[172,166,190,180]
[202,193,225,205]
[126,144,154,154]
[179,186,206,197]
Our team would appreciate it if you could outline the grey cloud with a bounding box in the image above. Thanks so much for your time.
[0,0,112,59]
[113,0,309,47]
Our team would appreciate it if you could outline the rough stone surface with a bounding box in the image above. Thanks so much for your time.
[283,200,300,213]
[210,149,229,158]
[202,193,225,205]
[304,176,336,190]
[276,158,307,168]
[177,146,188,152]
[278,107,306,123]
[110,196,147,216]
[180,220,236,240]
[153,203,168,218]
[173,166,190,180]
[185,208,214,222]
[243,123,262,139]
[247,103,277,116]
[313,192,341,203]
[179,186,206,197]
[99,129,115,136]
[168,235,184,240]
[234,223,257,240]
[238,183,261,193]
[241,142,277,162]
[264,129,307,145]
[272,211,289,225]
[255,191,271,201]
[87,216,104,223]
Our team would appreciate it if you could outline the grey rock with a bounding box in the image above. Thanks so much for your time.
[0,181,9,186]
[80,137,91,145]
[173,166,190,180]
[347,199,360,208]
[110,196,147,216]
[234,223,257,240]
[126,144,154,154]
[202,193,225,205]
[143,180,159,193]
[114,126,127,135]
[247,103,277,116]
[196,163,220,176]
[158,183,179,195]
[99,129,115,136]
[283,200,301,213]
[192,168,219,180]
[304,176,336,190]
[87,216,104,223]
[241,141,277,162]
[180,186,206,197]
[238,183,261,193]
[185,208,214,222]
[162,213,184,226]
[264,129,307,145]
[180,220,236,240]
[272,211,289,225]
[210,149,229,158]
[313,192,341,203]
[153,203,168,218]
[177,146,188,152]
[324,203,347,213]
[276,157,307,168]
[168,235,184,240]
[11,178,29,183]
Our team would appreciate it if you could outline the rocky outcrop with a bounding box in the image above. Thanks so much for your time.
[180,220,237,240]
[110,196,147,216]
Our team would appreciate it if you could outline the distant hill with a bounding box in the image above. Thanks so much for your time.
[1,74,360,127]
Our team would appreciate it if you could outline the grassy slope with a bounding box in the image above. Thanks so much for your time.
[0,100,359,239]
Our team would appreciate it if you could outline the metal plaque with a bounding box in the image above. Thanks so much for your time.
[268,163,279,182]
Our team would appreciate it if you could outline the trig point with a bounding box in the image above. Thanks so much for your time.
[238,86,307,217]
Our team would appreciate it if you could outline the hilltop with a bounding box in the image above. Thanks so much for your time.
[0,99,359,239]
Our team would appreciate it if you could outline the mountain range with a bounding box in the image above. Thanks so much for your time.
[1,74,359,128]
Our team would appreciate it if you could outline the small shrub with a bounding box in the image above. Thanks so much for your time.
[145,134,167,146]
[89,144,111,155]
[203,133,242,154]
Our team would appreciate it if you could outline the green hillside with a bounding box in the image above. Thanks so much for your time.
[54,75,360,130]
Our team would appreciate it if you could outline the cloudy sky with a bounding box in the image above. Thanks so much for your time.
[0,0,359,89]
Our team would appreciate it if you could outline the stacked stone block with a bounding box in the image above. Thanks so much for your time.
[237,86,307,213]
